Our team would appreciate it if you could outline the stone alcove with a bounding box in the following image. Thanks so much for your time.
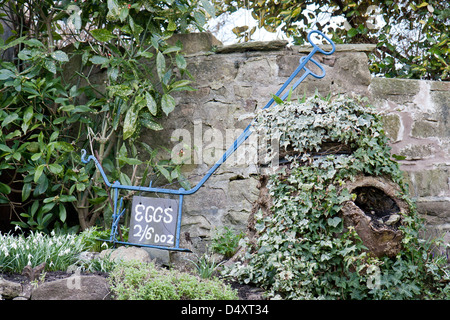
[246,171,410,259]
[340,175,409,257]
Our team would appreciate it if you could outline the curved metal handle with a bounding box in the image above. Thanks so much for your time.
[307,30,336,55]
[81,149,112,187]
[299,56,326,79]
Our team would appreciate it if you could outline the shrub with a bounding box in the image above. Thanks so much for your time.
[187,251,224,279]
[211,226,244,258]
[108,260,238,300]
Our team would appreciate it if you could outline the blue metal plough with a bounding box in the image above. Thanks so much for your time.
[80,30,336,252]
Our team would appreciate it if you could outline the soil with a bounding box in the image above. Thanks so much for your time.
[0,270,109,284]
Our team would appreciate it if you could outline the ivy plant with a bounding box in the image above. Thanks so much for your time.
[224,94,450,299]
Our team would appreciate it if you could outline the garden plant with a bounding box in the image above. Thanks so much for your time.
[0,0,215,232]
[225,94,450,299]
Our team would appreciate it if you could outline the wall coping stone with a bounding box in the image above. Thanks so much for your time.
[172,33,377,56]
[296,43,377,53]
[215,40,289,53]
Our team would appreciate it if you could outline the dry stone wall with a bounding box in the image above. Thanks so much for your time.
[370,78,450,243]
[140,33,450,254]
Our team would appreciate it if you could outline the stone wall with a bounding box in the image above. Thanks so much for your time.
[370,78,450,243]
[140,33,450,253]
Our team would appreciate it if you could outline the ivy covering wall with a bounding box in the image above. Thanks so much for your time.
[225,94,450,299]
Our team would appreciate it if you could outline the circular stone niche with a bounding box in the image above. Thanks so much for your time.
[341,175,410,258]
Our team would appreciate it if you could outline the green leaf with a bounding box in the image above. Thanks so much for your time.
[0,144,12,153]
[162,45,182,54]
[23,106,34,124]
[177,175,191,191]
[51,50,69,62]
[175,54,187,70]
[59,195,77,202]
[138,51,154,59]
[24,38,45,48]
[119,172,132,186]
[22,183,32,201]
[1,36,26,51]
[34,164,45,183]
[44,60,57,74]
[161,93,176,116]
[2,113,19,127]
[0,69,15,80]
[140,116,163,131]
[31,153,42,161]
[123,106,138,140]
[90,29,116,42]
[156,165,171,182]
[39,202,55,215]
[167,19,177,32]
[271,94,284,105]
[0,182,11,194]
[347,28,358,38]
[43,196,57,204]
[117,155,142,165]
[119,7,129,22]
[18,50,34,62]
[48,163,63,174]
[193,11,206,26]
[90,55,110,65]
[59,204,67,223]
[145,92,157,115]
[327,216,341,228]
[392,154,406,160]
[156,51,166,81]
[107,84,134,99]
[170,80,191,91]
[201,0,216,17]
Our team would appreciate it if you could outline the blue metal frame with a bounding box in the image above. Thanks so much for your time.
[80,30,335,252]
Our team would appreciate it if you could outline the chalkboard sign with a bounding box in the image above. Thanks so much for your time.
[128,196,179,247]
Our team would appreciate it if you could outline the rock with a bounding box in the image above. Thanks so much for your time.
[296,43,376,53]
[167,32,222,55]
[385,214,401,226]
[0,278,22,300]
[99,246,151,264]
[79,251,100,262]
[22,262,46,281]
[216,40,288,53]
[382,113,403,143]
[341,175,410,258]
[31,274,111,300]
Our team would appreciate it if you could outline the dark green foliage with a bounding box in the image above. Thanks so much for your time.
[0,0,214,231]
